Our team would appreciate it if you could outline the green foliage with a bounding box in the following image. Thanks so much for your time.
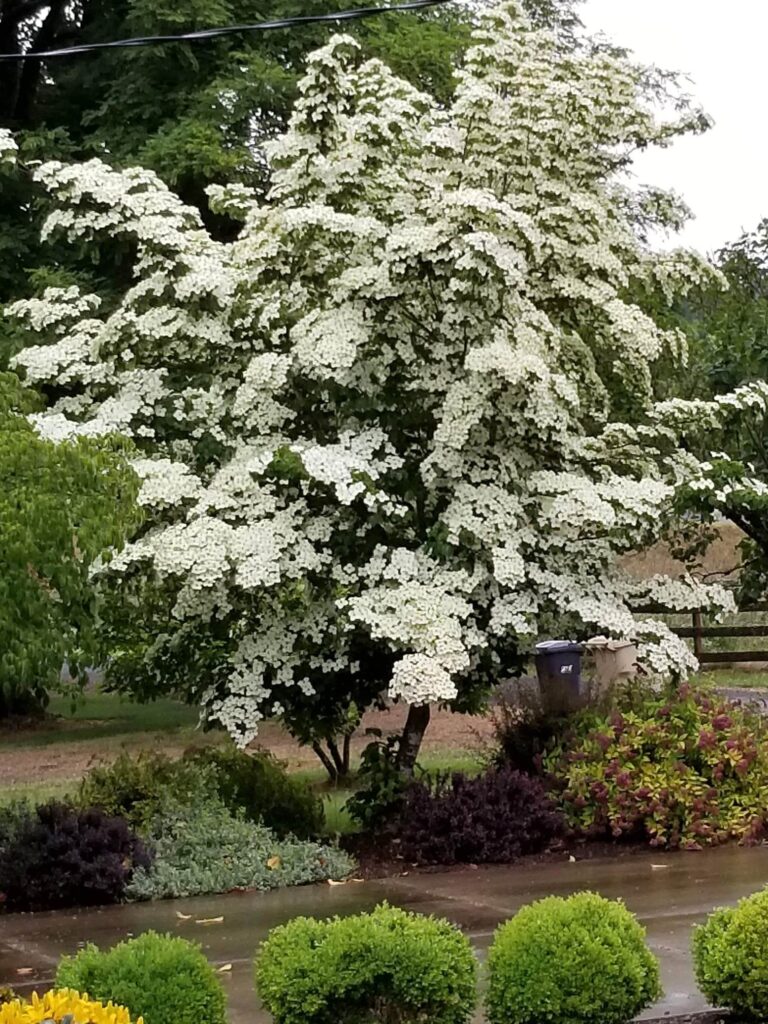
[645,220,768,598]
[78,745,324,837]
[56,932,226,1024]
[693,888,768,1020]
[0,373,139,715]
[486,893,661,1024]
[126,795,353,900]
[255,902,477,1024]
[546,683,768,849]
[345,735,412,830]
[76,751,217,834]
[187,745,324,837]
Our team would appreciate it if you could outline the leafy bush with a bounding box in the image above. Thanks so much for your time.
[0,800,31,852]
[490,687,573,775]
[693,887,768,1019]
[76,751,216,834]
[486,892,661,1024]
[56,932,226,1024]
[397,767,563,865]
[345,736,412,830]
[255,903,477,1024]
[78,746,323,838]
[187,745,323,838]
[126,796,353,900]
[0,802,151,912]
[546,683,768,848]
[0,989,137,1024]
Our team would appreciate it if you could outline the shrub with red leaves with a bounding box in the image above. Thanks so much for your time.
[397,767,564,866]
[0,802,151,912]
[546,684,768,849]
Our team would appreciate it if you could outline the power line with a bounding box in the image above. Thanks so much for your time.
[0,0,457,62]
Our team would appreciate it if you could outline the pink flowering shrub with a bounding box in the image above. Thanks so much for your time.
[545,685,768,849]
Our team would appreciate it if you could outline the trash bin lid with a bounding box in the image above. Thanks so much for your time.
[535,640,583,654]
[584,636,635,652]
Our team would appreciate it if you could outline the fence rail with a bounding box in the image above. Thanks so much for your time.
[638,606,768,665]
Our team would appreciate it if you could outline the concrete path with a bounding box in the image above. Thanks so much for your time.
[2,845,767,1022]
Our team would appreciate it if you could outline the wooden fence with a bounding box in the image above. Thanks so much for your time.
[661,604,768,665]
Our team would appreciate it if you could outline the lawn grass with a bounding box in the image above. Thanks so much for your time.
[0,691,202,749]
[0,778,78,807]
[701,669,768,690]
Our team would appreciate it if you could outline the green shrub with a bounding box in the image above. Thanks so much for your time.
[546,683,768,848]
[345,737,410,830]
[55,931,226,1024]
[255,902,477,1024]
[126,796,353,900]
[693,887,768,1019]
[76,751,214,834]
[486,892,660,1024]
[78,746,323,838]
[187,745,323,838]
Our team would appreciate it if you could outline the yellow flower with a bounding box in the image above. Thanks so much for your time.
[0,989,142,1024]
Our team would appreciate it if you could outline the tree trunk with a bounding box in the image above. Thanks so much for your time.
[396,703,431,775]
[12,0,68,125]
[312,741,338,782]
[327,737,347,779]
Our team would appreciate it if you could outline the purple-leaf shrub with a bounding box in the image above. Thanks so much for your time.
[0,801,152,912]
[397,767,564,865]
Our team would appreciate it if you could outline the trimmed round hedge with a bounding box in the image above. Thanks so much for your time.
[693,888,768,1019]
[486,892,660,1024]
[255,903,477,1024]
[55,931,226,1024]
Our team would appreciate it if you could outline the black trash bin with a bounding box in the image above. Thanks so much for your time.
[534,640,584,712]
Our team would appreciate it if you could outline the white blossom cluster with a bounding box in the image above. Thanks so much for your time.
[7,2,733,740]
[0,129,16,163]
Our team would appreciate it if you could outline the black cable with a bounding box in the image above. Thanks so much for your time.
[0,0,457,61]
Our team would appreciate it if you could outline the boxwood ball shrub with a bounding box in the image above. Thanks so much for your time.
[0,802,151,912]
[398,767,563,865]
[255,903,477,1024]
[693,888,768,1019]
[486,892,660,1024]
[56,932,226,1024]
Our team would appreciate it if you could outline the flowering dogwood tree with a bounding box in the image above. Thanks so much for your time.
[5,4,736,772]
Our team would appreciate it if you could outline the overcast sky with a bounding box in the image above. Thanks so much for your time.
[581,0,768,256]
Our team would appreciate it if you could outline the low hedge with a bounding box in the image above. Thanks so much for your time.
[56,932,226,1024]
[486,892,660,1024]
[693,887,768,1019]
[255,903,477,1024]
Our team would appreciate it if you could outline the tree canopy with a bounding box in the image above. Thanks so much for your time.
[0,368,139,716]
[4,2,735,764]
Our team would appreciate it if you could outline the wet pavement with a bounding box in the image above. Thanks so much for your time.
[2,844,767,1022]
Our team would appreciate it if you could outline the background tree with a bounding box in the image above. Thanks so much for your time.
[7,3,731,772]
[0,367,139,717]
[648,223,768,601]
[0,0,581,314]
